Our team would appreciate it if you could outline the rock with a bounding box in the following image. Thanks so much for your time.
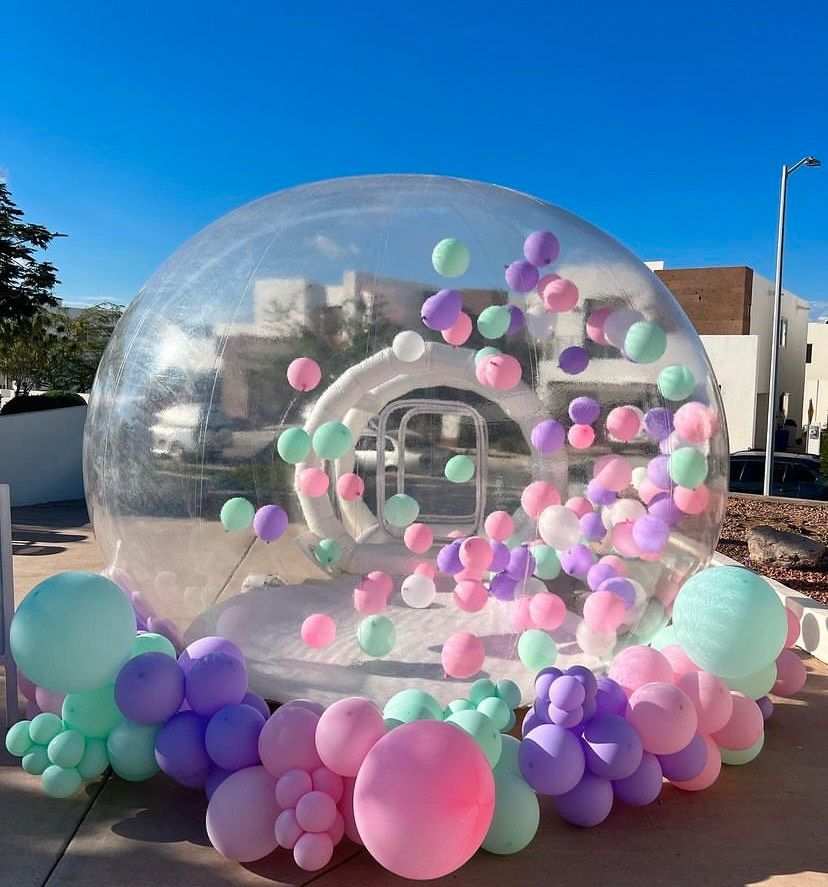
[746,524,826,569]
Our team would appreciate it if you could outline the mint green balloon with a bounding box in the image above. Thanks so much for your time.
[531,545,561,580]
[650,623,678,650]
[720,732,764,765]
[29,712,63,746]
[384,688,443,722]
[446,709,502,768]
[673,565,787,679]
[10,571,136,694]
[133,632,177,658]
[5,720,33,757]
[469,678,497,705]
[432,238,470,278]
[384,717,404,731]
[445,699,474,717]
[477,696,511,731]
[726,661,777,699]
[277,426,311,463]
[312,421,352,459]
[220,497,254,532]
[384,493,419,528]
[42,765,82,798]
[658,364,696,401]
[47,729,86,768]
[22,746,50,775]
[483,767,540,855]
[357,616,396,657]
[77,738,110,780]
[624,321,667,364]
[445,454,475,483]
[477,305,511,339]
[106,720,160,782]
[474,346,501,366]
[314,537,342,567]
[669,446,708,489]
[62,684,122,740]
[517,629,557,671]
[496,679,522,710]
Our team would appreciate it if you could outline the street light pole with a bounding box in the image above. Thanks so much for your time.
[762,156,821,497]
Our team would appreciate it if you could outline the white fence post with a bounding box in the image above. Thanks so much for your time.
[0,484,19,726]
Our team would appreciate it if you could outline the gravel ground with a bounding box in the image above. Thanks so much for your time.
[717,495,828,603]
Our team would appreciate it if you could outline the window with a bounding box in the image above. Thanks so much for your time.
[780,317,789,348]
[783,464,816,484]
[807,343,813,364]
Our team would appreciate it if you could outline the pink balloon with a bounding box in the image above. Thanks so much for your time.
[453,580,489,613]
[677,671,733,735]
[611,521,642,558]
[583,590,626,633]
[336,473,365,500]
[483,354,522,390]
[366,570,393,598]
[301,613,336,649]
[637,478,663,504]
[442,311,472,346]
[340,777,362,845]
[296,790,338,833]
[599,555,628,576]
[785,608,800,648]
[353,579,387,615]
[627,682,698,755]
[275,768,312,809]
[484,510,514,542]
[293,831,334,871]
[298,467,330,497]
[673,402,715,443]
[521,481,561,519]
[259,706,322,779]
[206,766,280,862]
[609,646,674,696]
[660,644,700,679]
[541,277,579,313]
[568,424,595,449]
[404,523,433,554]
[710,692,763,751]
[459,536,493,571]
[35,686,66,716]
[414,562,436,580]
[565,496,593,518]
[474,356,492,385]
[327,811,345,845]
[441,632,485,679]
[312,766,344,803]
[18,672,37,702]
[585,307,613,345]
[773,649,806,697]
[673,484,709,515]
[510,597,535,632]
[353,720,495,880]
[671,734,721,791]
[529,592,566,631]
[275,808,303,849]
[593,454,633,492]
[606,407,642,442]
[315,697,386,778]
[455,566,484,583]
[287,357,322,392]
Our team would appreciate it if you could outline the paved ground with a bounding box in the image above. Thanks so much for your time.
[2,502,828,886]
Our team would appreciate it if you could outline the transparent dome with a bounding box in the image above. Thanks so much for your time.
[84,175,728,706]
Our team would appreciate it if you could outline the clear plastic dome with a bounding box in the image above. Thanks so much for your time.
[84,175,728,706]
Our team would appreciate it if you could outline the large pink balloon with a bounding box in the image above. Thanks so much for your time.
[677,670,733,735]
[259,706,322,778]
[315,697,386,777]
[206,765,280,862]
[353,720,495,879]
[627,682,698,755]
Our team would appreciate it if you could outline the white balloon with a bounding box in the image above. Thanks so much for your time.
[603,308,643,349]
[525,304,556,340]
[392,331,425,363]
[575,620,617,657]
[401,573,436,608]
[630,466,648,490]
[605,498,646,528]
[537,505,581,551]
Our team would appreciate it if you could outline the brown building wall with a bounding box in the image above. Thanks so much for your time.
[655,266,753,335]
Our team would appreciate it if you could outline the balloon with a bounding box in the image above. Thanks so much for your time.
[720,732,765,765]
[301,613,336,649]
[293,832,334,871]
[558,346,589,375]
[627,682,697,755]
[60,684,122,740]
[505,260,539,293]
[658,364,696,400]
[154,711,210,782]
[726,661,777,700]
[107,720,160,781]
[312,421,352,459]
[554,772,614,827]
[206,766,279,862]
[297,468,330,497]
[528,592,565,630]
[385,688,444,722]
[315,697,386,777]
[568,423,595,449]
[185,652,247,717]
[773,649,807,696]
[674,401,716,442]
[421,288,461,331]
[608,646,673,696]
[178,636,245,674]
[531,419,565,453]
[274,807,303,848]
[5,721,34,757]
[606,407,642,442]
[785,607,800,647]
[477,696,512,731]
[287,357,322,391]
[296,790,338,833]
[582,714,643,780]
[672,566,787,679]
[205,703,266,771]
[668,446,708,489]
[76,738,110,780]
[660,645,700,679]
[477,305,511,339]
[445,454,475,483]
[35,687,65,716]
[205,766,233,800]
[612,752,663,806]
[445,709,502,767]
[676,670,733,734]
[336,472,365,500]
[133,632,177,658]
[220,497,255,532]
[258,706,322,779]
[517,630,557,671]
[277,427,311,463]
[10,571,136,694]
[47,729,86,769]
[442,631,485,679]
[275,768,313,808]
[482,766,540,854]
[671,735,720,791]
[353,720,494,880]
[658,732,707,781]
[29,712,63,745]
[314,538,342,567]
[42,765,83,799]
[624,321,667,363]
[442,311,473,346]
[384,493,419,528]
[357,616,396,657]
[22,746,50,775]
[584,590,626,633]
[432,238,470,278]
[403,523,433,554]
[710,692,763,750]
[401,573,436,609]
[523,229,560,266]
[484,511,514,542]
[392,330,425,362]
[521,481,561,519]
[537,505,581,550]
[519,724,585,796]
[115,651,185,724]
[454,579,488,613]
[542,277,579,312]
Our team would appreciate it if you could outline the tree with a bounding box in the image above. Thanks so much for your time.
[0,182,65,327]
[0,310,65,395]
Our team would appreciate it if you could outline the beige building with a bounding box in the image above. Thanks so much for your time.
[803,322,828,427]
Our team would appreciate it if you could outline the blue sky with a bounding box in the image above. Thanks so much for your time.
[3,2,827,316]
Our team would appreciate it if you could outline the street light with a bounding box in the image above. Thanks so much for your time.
[763,156,821,496]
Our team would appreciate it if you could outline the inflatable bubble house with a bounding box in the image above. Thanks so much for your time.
[85,174,728,707]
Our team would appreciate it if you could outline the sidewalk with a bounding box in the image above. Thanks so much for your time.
[2,502,827,886]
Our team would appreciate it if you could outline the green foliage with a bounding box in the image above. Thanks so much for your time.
[1,391,86,414]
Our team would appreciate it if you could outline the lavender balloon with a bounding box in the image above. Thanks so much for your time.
[179,637,245,675]
[612,752,663,806]
[205,703,266,771]
[521,709,543,737]
[587,562,618,591]
[643,408,674,441]
[490,572,518,601]
[519,724,585,796]
[568,396,601,425]
[648,493,683,527]
[523,230,560,267]
[436,540,464,575]
[115,651,185,725]
[489,541,510,573]
[560,544,596,578]
[241,691,270,720]
[580,512,607,543]
[632,515,670,553]
[559,346,589,375]
[582,714,643,780]
[598,577,636,609]
[586,480,617,506]
[421,289,461,331]
[554,772,614,827]
[757,696,774,720]
[534,668,563,700]
[646,455,672,490]
[548,676,585,712]
[185,653,247,717]
[594,677,627,717]
[506,304,525,334]
[253,505,288,543]
[505,260,539,292]
[531,419,565,454]
[548,704,584,728]
[565,665,598,699]
[155,710,211,783]
[506,546,536,582]
[658,732,707,781]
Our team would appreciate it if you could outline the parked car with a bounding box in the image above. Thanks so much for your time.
[151,403,234,459]
[729,450,827,499]
[354,430,453,474]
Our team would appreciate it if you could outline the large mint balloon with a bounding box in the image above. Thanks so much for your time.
[482,765,540,854]
[106,720,160,781]
[62,684,123,739]
[672,566,786,679]
[11,572,136,694]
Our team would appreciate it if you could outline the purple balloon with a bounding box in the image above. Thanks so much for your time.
[598,577,636,609]
[531,419,566,454]
[421,289,461,331]
[580,512,607,543]
[548,704,584,728]
[648,493,683,527]
[565,666,598,700]
[582,714,643,780]
[568,396,601,425]
[554,772,614,827]
[115,652,185,725]
[658,732,707,781]
[185,652,247,717]
[643,408,674,441]
[757,696,774,721]
[586,480,617,506]
[534,669,563,701]
[521,709,543,737]
[205,766,233,800]
[523,230,560,267]
[205,703,266,771]
[613,752,663,806]
[519,724,586,796]
[587,562,618,591]
[595,677,628,717]
[242,691,271,720]
[436,540,464,575]
[567,695,597,732]
[253,505,288,543]
[559,346,589,375]
[155,710,211,783]
[280,699,326,717]
[548,675,586,712]
[489,572,518,601]
[533,696,552,723]
[489,541,510,573]
[632,515,670,553]
[179,637,245,675]
[560,543,596,578]
[506,546,536,582]
[646,455,672,491]
[505,260,540,293]
[506,304,526,334]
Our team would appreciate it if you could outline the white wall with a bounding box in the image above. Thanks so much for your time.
[700,335,760,452]
[803,322,828,427]
[0,406,86,506]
